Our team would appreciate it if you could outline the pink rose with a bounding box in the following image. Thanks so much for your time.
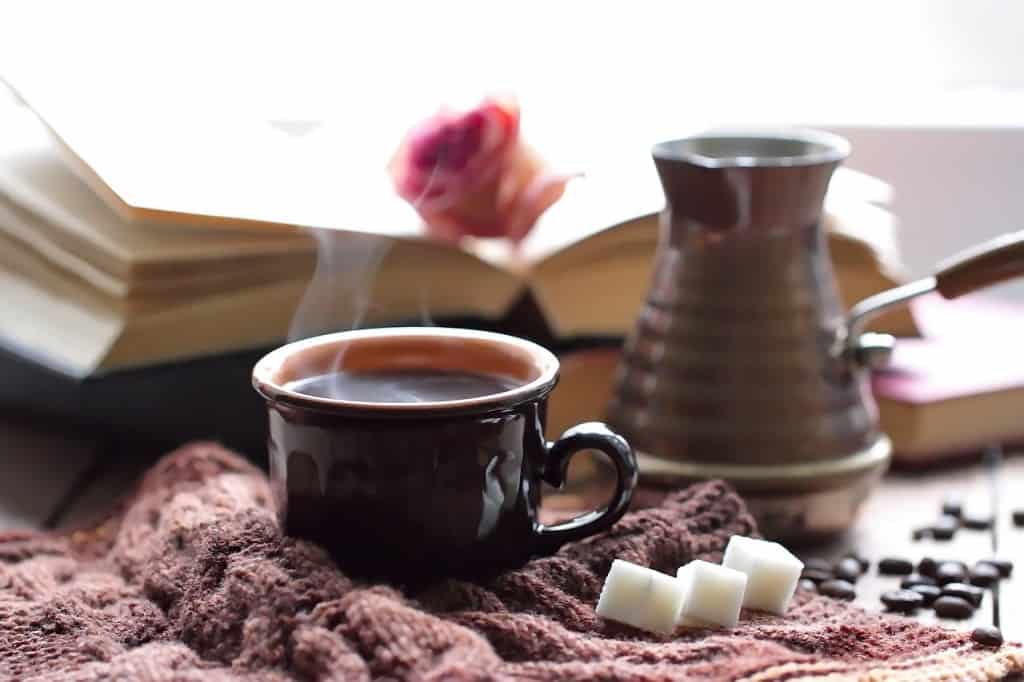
[389,96,572,244]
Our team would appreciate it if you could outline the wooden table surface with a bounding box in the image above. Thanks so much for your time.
[793,448,1021,640]
[2,417,1021,646]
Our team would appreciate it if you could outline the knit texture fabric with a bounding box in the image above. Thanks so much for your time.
[1,442,1021,681]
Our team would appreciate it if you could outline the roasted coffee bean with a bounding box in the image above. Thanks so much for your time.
[942,582,984,607]
[972,625,1004,647]
[917,557,938,577]
[937,559,968,578]
[818,579,856,601]
[835,557,864,582]
[912,527,930,541]
[931,515,959,540]
[933,595,974,619]
[1013,509,1024,527]
[880,589,924,613]
[962,513,993,530]
[800,568,834,584]
[843,553,870,572]
[969,562,1001,587]
[804,558,833,573]
[978,559,1013,578]
[798,579,817,593]
[901,573,937,589]
[909,584,941,606]
[936,561,968,585]
[941,496,963,518]
[878,557,914,575]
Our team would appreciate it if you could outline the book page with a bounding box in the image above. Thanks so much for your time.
[0,76,423,236]
[0,103,315,264]
[0,267,123,377]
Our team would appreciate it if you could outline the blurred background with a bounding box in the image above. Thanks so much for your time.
[3,0,1024,295]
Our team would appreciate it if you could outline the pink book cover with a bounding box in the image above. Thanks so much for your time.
[871,293,1024,405]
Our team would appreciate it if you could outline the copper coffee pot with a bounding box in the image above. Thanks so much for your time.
[608,129,1024,539]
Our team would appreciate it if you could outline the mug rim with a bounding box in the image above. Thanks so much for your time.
[252,327,560,416]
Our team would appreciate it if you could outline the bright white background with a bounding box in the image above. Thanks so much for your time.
[3,2,1022,121]
[2,0,1024,298]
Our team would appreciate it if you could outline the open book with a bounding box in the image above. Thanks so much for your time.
[871,295,1024,464]
[0,77,917,378]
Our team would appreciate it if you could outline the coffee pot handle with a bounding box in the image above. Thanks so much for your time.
[933,230,1024,298]
[534,422,638,551]
[842,229,1024,368]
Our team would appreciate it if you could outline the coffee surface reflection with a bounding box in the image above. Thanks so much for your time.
[286,369,520,402]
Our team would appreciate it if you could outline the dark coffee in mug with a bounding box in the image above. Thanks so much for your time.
[252,327,637,583]
[286,368,521,403]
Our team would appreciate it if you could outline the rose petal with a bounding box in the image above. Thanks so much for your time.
[505,170,576,244]
[389,95,570,244]
[389,97,519,212]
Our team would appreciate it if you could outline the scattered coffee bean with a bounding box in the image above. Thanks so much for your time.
[819,579,856,601]
[1013,509,1024,527]
[798,578,817,593]
[800,568,834,584]
[909,584,942,606]
[931,515,959,540]
[880,589,924,613]
[835,557,864,582]
[804,558,832,573]
[941,496,963,518]
[933,595,974,619]
[843,553,870,572]
[962,513,993,531]
[936,561,968,585]
[972,625,1004,647]
[917,557,938,577]
[942,582,984,607]
[912,527,931,541]
[978,559,1013,578]
[878,557,914,575]
[969,562,1000,587]
[901,573,938,589]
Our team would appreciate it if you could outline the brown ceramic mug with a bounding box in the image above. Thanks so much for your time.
[252,327,637,582]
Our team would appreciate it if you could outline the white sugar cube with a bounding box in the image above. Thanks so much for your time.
[721,535,803,615]
[595,559,686,634]
[675,560,747,628]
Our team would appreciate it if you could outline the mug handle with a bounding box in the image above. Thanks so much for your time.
[534,422,638,551]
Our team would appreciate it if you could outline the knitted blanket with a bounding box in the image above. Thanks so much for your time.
[1,442,1021,681]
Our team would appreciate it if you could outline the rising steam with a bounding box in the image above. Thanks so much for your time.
[287,228,393,343]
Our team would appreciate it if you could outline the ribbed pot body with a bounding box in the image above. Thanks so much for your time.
[609,133,879,487]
